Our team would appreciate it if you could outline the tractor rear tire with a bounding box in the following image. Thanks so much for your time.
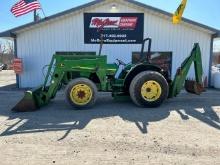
[65,78,98,109]
[129,71,168,108]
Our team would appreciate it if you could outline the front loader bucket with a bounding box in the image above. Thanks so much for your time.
[185,80,205,95]
[12,91,38,112]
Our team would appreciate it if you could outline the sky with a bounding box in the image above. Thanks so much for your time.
[1,0,220,31]
[0,0,220,49]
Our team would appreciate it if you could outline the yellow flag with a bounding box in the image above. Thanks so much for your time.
[173,0,187,24]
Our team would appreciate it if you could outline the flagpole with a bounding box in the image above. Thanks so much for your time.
[34,10,37,22]
[36,0,46,18]
[41,8,46,18]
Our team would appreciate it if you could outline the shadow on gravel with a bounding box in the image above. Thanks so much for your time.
[0,92,219,140]
[0,83,17,91]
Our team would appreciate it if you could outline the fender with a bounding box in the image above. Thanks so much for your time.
[123,63,164,92]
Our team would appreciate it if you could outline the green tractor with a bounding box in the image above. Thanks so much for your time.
[12,38,205,112]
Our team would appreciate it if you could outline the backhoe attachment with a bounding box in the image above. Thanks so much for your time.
[169,43,205,98]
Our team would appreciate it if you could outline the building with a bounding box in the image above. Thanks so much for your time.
[0,0,219,88]
[213,53,220,65]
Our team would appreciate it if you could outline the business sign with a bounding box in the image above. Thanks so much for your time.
[84,13,144,44]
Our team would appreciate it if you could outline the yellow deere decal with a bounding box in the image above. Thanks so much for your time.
[173,0,187,24]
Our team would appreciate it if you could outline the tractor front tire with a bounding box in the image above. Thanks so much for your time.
[129,71,168,108]
[65,78,97,109]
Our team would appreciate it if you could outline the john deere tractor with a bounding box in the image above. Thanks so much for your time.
[12,38,204,112]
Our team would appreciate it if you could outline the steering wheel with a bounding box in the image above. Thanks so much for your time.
[116,59,126,66]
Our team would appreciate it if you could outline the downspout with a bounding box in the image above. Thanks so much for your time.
[208,33,217,87]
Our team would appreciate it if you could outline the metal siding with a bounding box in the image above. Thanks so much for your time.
[17,2,211,88]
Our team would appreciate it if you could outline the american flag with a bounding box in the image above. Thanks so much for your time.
[11,0,41,17]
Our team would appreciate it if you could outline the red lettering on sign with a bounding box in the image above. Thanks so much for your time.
[91,18,118,28]
[119,17,137,29]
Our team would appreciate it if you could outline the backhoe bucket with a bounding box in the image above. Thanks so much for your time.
[12,91,38,112]
[185,80,205,95]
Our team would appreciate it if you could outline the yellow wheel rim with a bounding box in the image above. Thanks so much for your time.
[141,80,162,102]
[70,84,93,105]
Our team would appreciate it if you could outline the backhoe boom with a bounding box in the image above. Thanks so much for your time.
[169,43,204,98]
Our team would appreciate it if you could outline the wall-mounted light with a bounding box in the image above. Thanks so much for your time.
[111,4,117,10]
[110,3,118,12]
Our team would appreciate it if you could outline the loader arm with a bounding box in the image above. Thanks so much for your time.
[169,43,204,98]
[12,54,110,112]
